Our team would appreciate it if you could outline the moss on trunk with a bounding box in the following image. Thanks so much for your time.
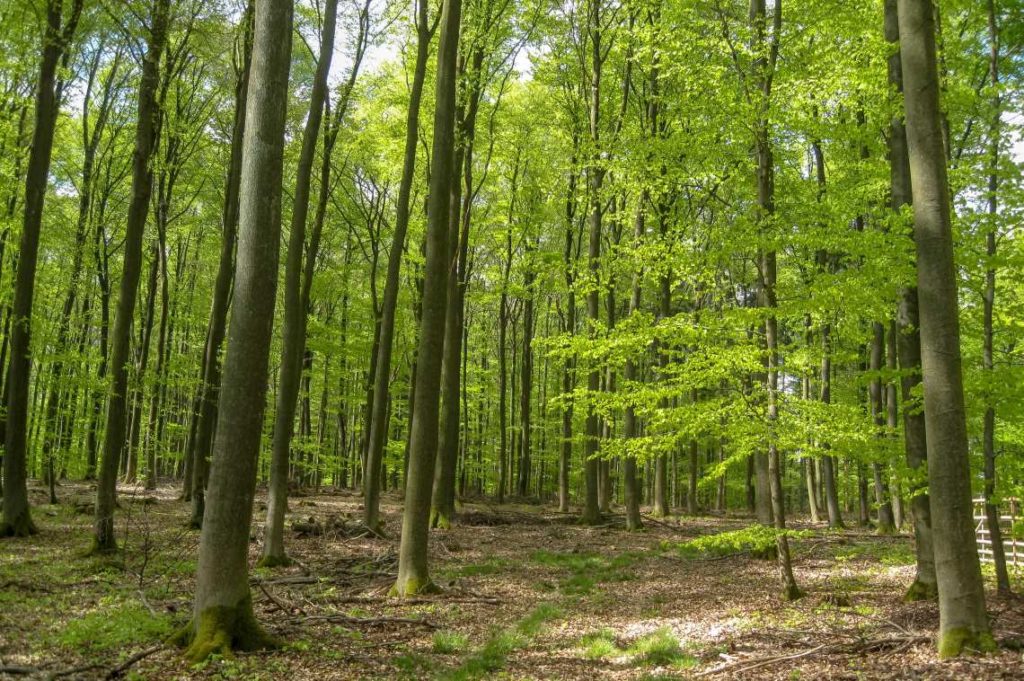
[903,578,938,603]
[174,595,277,663]
[0,509,38,538]
[256,553,292,569]
[937,627,996,659]
[430,508,452,530]
[389,576,441,598]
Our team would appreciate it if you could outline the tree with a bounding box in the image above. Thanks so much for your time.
[94,0,172,553]
[177,0,293,661]
[363,0,435,534]
[1,0,84,538]
[897,0,992,658]
[391,0,463,597]
[262,0,339,567]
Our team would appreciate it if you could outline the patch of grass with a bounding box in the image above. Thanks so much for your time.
[627,628,695,668]
[394,651,436,679]
[666,526,812,559]
[456,557,511,577]
[579,628,618,660]
[530,550,640,596]
[432,630,469,654]
[56,600,173,653]
[441,603,562,681]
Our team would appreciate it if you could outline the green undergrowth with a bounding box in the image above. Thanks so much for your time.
[664,526,813,559]
[437,603,562,680]
[432,630,470,654]
[530,549,641,595]
[575,626,698,670]
[55,599,174,653]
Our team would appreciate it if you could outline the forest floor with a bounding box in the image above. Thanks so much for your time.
[2,483,1024,680]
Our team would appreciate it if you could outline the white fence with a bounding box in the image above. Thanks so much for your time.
[974,497,1024,569]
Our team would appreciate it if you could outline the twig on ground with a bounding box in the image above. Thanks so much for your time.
[696,643,829,677]
[258,580,307,616]
[288,613,437,629]
[104,645,163,679]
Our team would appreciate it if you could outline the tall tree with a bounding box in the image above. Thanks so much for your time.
[897,0,992,657]
[981,0,1010,596]
[94,0,172,553]
[177,0,293,660]
[363,0,435,534]
[262,0,339,567]
[1,0,84,537]
[391,0,463,597]
[187,0,254,525]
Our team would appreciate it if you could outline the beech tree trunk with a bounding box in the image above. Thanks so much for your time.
[181,0,293,660]
[94,0,170,553]
[897,0,991,656]
[364,0,432,533]
[1,0,83,538]
[581,0,605,526]
[262,0,338,567]
[188,2,253,524]
[982,0,1010,596]
[392,0,462,597]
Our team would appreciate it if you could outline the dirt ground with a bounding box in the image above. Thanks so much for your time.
[2,482,1023,680]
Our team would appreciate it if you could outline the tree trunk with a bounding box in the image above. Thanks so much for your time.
[1,0,83,537]
[180,0,292,660]
[622,200,644,531]
[982,0,1010,596]
[580,0,604,527]
[897,0,992,656]
[870,322,895,534]
[94,0,170,552]
[188,2,253,526]
[364,0,431,533]
[262,0,338,567]
[886,18,931,598]
[751,0,799,601]
[392,0,462,597]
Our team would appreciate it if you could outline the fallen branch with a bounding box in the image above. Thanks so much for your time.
[258,580,307,616]
[696,643,829,677]
[104,645,163,679]
[252,575,319,586]
[288,613,437,629]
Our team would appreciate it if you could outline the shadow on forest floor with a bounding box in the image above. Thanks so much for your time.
[2,481,1023,680]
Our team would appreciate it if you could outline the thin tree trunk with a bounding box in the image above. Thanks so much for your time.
[188,3,253,526]
[1,0,83,537]
[886,3,935,597]
[364,0,432,533]
[392,0,463,597]
[982,0,1010,596]
[262,0,339,567]
[870,322,896,534]
[94,0,170,552]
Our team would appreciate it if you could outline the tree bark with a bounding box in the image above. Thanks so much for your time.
[392,0,463,597]
[180,0,293,660]
[982,0,1010,596]
[581,0,605,526]
[262,0,339,567]
[188,2,254,525]
[364,0,432,533]
[897,0,992,656]
[94,0,170,552]
[1,0,83,537]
